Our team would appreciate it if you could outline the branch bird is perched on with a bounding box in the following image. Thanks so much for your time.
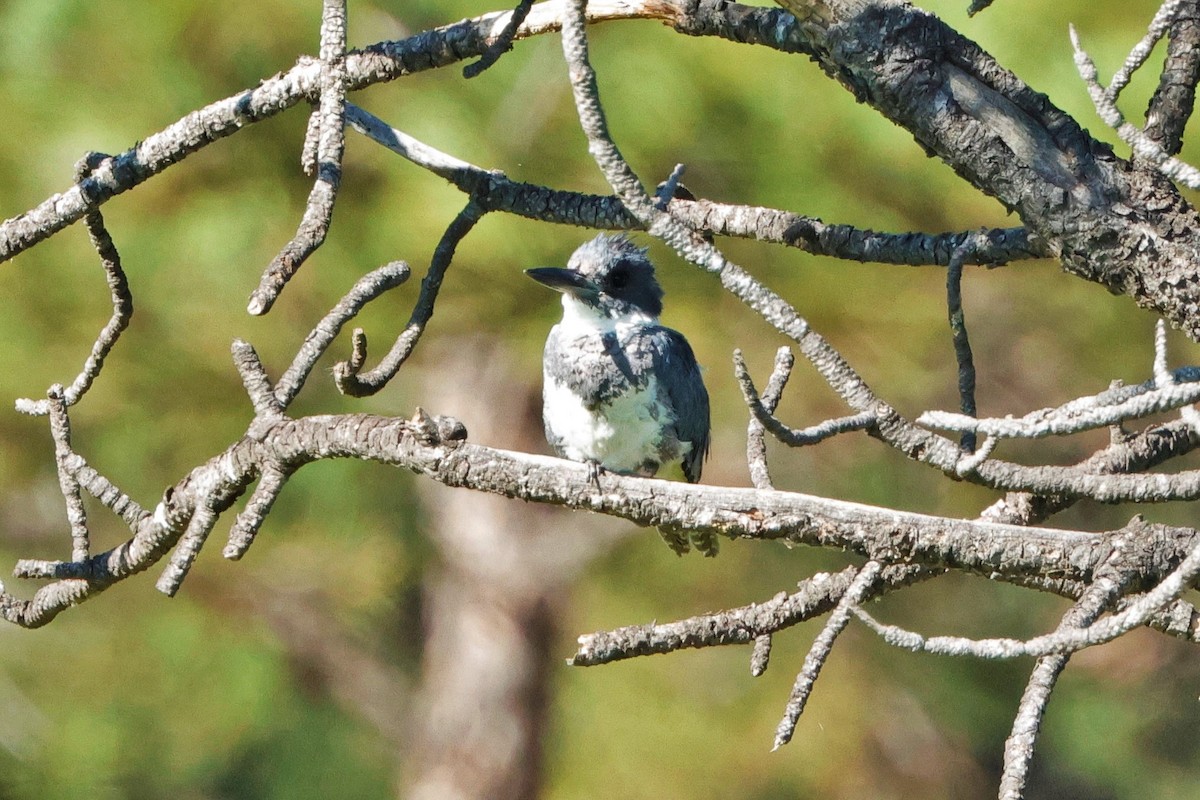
[526,234,714,555]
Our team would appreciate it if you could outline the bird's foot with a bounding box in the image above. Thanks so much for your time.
[586,460,606,491]
[656,525,720,557]
[656,525,691,556]
[690,529,720,558]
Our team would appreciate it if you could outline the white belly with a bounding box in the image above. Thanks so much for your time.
[543,371,679,475]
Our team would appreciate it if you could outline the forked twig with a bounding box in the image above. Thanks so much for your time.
[774,560,883,750]
[334,201,485,396]
[248,0,348,315]
[734,350,875,448]
[16,154,133,416]
[1072,19,1200,187]
[463,0,536,77]
[998,540,1130,799]
[744,347,795,490]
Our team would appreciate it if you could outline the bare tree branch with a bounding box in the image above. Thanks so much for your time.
[3,0,1198,349]
[946,239,979,452]
[920,365,1200,440]
[981,417,1199,525]
[8,401,1197,631]
[998,542,1131,799]
[670,197,1044,265]
[224,465,290,560]
[346,102,1030,267]
[15,155,132,417]
[571,563,932,666]
[463,0,537,78]
[46,387,88,563]
[1105,0,1186,105]
[774,560,883,750]
[276,261,410,407]
[773,0,1200,340]
[744,347,795,490]
[1145,0,1200,154]
[853,520,1200,659]
[734,350,875,448]
[333,201,485,397]
[1072,22,1200,188]
[248,0,348,315]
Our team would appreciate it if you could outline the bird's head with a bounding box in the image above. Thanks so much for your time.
[526,234,664,320]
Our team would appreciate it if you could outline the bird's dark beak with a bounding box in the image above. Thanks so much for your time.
[525,267,597,300]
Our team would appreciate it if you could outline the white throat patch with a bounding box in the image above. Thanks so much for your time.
[557,294,656,338]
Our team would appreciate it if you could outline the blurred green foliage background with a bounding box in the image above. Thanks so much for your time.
[2,0,1200,797]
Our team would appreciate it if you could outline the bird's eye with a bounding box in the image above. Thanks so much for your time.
[609,265,630,290]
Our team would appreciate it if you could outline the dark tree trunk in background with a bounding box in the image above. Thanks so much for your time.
[404,338,626,800]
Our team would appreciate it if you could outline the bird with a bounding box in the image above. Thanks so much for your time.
[525,233,714,555]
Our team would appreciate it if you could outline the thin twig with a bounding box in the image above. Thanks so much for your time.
[301,104,323,177]
[47,386,89,562]
[232,340,283,419]
[16,154,133,416]
[334,202,484,397]
[1105,0,1185,103]
[967,0,996,17]
[750,634,773,677]
[773,560,883,750]
[735,351,874,447]
[654,163,687,211]
[1148,322,1200,436]
[998,540,1130,799]
[248,0,348,315]
[224,466,291,560]
[954,435,997,476]
[919,367,1200,439]
[745,347,795,490]
[274,261,411,408]
[1154,319,1171,385]
[156,501,219,597]
[946,240,978,452]
[463,0,536,77]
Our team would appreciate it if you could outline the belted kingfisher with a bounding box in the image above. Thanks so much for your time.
[526,234,714,555]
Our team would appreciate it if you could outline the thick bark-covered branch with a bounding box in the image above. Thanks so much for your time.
[5,408,1197,629]
[3,0,1199,342]
[1144,0,1200,155]
[773,0,1200,340]
[0,0,1043,273]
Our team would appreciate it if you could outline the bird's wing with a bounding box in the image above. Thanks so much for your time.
[653,327,710,483]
